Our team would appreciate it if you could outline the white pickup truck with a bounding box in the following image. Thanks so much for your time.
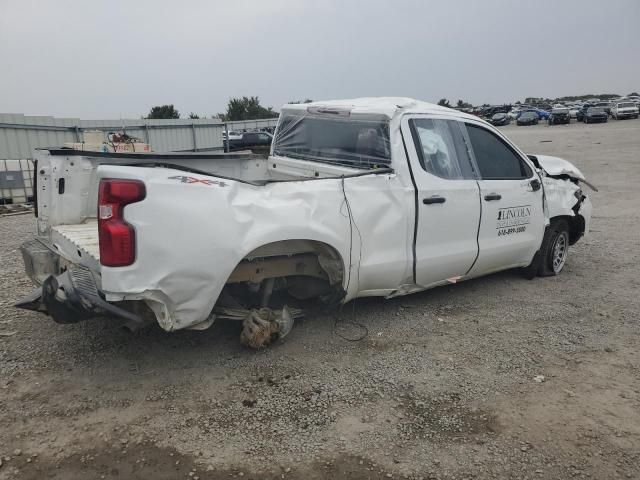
[17,98,594,347]
[610,101,639,120]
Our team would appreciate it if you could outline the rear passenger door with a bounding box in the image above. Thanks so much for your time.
[401,116,481,287]
[462,122,545,275]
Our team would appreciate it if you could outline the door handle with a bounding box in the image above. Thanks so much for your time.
[530,179,541,191]
[484,193,502,201]
[423,195,446,205]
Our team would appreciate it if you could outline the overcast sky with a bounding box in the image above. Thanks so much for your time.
[1,0,638,119]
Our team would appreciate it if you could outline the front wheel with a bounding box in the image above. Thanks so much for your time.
[538,219,570,276]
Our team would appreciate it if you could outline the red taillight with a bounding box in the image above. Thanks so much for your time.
[98,179,146,267]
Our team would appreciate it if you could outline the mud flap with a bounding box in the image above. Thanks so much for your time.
[15,267,142,325]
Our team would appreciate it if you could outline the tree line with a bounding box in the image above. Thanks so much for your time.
[145,96,282,121]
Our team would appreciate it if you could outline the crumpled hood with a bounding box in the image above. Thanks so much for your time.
[534,155,598,191]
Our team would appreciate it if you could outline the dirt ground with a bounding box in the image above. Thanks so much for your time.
[1,119,639,480]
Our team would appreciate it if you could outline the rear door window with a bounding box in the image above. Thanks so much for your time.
[464,124,532,179]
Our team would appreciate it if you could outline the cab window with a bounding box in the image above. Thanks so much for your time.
[409,118,475,180]
[464,124,532,179]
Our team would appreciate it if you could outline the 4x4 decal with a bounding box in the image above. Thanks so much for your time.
[168,175,228,187]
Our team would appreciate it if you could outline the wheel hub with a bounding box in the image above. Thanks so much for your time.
[552,232,568,273]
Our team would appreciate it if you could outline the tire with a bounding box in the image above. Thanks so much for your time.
[538,219,570,277]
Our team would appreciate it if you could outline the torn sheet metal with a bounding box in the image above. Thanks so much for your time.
[96,162,412,332]
[542,174,593,237]
[535,155,598,191]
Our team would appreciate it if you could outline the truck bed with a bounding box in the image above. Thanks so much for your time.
[51,221,100,268]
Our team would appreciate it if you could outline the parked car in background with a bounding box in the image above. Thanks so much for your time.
[610,102,639,120]
[594,101,612,116]
[228,131,273,151]
[535,108,551,120]
[222,131,242,141]
[583,107,608,124]
[569,106,581,119]
[489,112,511,126]
[508,108,521,120]
[576,104,593,122]
[519,108,550,120]
[517,111,539,126]
[548,108,571,125]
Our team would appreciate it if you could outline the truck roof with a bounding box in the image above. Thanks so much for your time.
[280,97,478,122]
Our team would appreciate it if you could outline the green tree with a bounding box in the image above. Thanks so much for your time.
[188,112,200,119]
[437,98,451,108]
[456,99,472,109]
[288,99,314,104]
[146,105,180,119]
[218,96,279,121]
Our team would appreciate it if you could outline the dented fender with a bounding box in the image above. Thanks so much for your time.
[534,154,594,238]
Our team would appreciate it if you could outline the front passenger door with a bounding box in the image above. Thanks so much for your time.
[462,122,545,276]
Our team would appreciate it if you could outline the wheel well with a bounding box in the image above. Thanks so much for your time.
[237,240,344,284]
[550,215,585,245]
[221,240,346,307]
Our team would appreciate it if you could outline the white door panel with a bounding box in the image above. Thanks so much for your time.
[462,122,545,276]
[401,116,480,287]
[415,180,480,284]
[471,179,544,274]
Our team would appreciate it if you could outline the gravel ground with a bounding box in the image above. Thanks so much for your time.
[1,119,639,479]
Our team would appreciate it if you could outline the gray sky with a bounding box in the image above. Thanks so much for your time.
[1,0,638,119]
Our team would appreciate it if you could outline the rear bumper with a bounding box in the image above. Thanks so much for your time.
[20,238,60,286]
[16,239,142,325]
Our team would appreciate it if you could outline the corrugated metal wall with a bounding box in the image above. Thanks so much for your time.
[0,114,281,204]
[0,113,227,160]
[226,118,279,132]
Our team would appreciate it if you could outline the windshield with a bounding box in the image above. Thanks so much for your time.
[273,114,391,169]
[552,108,569,114]
[492,113,505,119]
[521,112,537,118]
[618,102,635,108]
[587,107,605,114]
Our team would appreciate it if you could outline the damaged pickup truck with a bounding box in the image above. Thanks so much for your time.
[16,98,594,347]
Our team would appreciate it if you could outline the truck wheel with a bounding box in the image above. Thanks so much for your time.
[538,219,570,276]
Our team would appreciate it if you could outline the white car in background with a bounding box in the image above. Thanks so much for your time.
[569,106,581,119]
[611,102,639,120]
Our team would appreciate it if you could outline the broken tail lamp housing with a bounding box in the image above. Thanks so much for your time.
[98,179,146,267]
